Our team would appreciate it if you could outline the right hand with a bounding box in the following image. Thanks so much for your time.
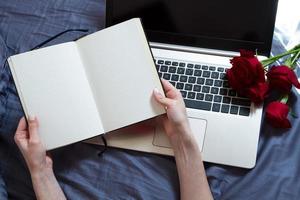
[153,79,194,143]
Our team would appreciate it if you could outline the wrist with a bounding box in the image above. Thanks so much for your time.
[30,167,55,181]
[169,131,199,154]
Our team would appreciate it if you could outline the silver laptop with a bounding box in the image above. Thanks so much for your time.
[87,0,279,168]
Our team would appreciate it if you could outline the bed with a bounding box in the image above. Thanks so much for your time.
[1,0,300,199]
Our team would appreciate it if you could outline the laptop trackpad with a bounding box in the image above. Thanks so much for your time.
[153,117,207,151]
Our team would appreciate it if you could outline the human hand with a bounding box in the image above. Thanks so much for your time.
[14,116,53,175]
[153,79,194,144]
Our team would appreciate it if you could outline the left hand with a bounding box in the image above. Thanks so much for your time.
[14,116,53,175]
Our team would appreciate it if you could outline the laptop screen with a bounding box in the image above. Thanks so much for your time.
[106,0,278,56]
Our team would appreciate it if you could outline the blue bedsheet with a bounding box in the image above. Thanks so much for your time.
[1,1,300,199]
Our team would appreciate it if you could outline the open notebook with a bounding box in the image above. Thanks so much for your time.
[8,18,165,150]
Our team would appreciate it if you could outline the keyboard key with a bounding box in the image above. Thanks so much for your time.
[214,80,222,87]
[187,63,194,68]
[219,88,228,95]
[170,81,176,86]
[230,106,239,114]
[220,73,227,80]
[202,71,211,77]
[223,81,230,88]
[187,92,196,99]
[179,62,186,67]
[205,79,213,86]
[195,64,201,69]
[221,104,230,113]
[188,77,196,83]
[209,66,216,71]
[228,89,237,96]
[212,103,221,112]
[202,86,210,93]
[193,85,201,92]
[177,67,185,74]
[217,67,224,72]
[184,99,212,111]
[184,84,193,91]
[165,60,171,65]
[185,68,193,75]
[158,72,162,78]
[211,87,219,94]
[239,107,251,116]
[180,75,188,82]
[176,82,184,89]
[205,94,213,101]
[180,91,187,98]
[197,78,205,85]
[163,73,171,80]
[168,67,177,73]
[194,70,202,76]
[172,62,178,66]
[223,97,231,104]
[158,60,164,64]
[156,64,160,71]
[160,65,168,72]
[202,65,208,70]
[211,72,219,79]
[196,93,204,100]
[231,98,251,107]
[171,74,179,81]
[214,95,222,102]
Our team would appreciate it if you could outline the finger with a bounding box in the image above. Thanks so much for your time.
[14,117,29,147]
[161,79,181,99]
[28,115,40,142]
[16,117,27,132]
[161,78,175,92]
[153,88,175,108]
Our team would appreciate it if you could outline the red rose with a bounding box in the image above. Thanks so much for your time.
[244,82,269,104]
[265,101,291,128]
[266,65,300,93]
[227,50,267,104]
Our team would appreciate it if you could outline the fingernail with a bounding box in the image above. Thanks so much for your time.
[28,115,36,121]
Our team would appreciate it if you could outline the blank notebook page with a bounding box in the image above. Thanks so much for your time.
[9,42,104,150]
[77,19,165,132]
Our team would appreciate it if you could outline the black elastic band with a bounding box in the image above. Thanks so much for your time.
[30,28,89,50]
[97,135,108,157]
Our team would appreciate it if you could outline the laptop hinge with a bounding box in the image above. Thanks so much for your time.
[150,42,268,60]
[150,42,241,57]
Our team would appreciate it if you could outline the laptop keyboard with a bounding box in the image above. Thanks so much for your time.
[154,58,251,116]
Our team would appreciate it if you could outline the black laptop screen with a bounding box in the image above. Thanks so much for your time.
[106,0,278,56]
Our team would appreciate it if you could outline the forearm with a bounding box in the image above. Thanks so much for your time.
[31,169,66,200]
[171,132,213,200]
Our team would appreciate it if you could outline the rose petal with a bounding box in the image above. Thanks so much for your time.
[240,49,255,58]
[267,65,300,92]
[265,102,291,128]
[246,83,268,105]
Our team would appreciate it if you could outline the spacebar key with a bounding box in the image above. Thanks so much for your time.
[184,99,212,111]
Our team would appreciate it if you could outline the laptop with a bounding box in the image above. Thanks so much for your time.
[87,0,279,168]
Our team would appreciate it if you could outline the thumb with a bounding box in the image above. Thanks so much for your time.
[153,88,175,108]
[14,117,29,149]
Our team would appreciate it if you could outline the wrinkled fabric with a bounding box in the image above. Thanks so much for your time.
[0,1,300,200]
